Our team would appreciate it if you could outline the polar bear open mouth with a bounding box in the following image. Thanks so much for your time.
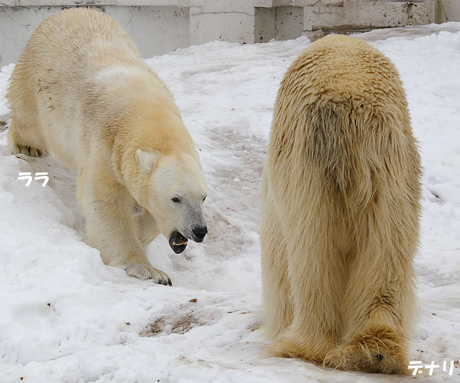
[169,231,188,254]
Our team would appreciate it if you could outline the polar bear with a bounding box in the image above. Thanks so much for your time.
[260,35,421,374]
[7,8,208,285]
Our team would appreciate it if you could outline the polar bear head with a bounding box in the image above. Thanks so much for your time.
[135,149,208,254]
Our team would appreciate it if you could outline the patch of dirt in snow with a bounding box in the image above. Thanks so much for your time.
[141,312,205,336]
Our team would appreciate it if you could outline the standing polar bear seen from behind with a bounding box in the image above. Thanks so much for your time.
[261,35,421,374]
[7,8,208,285]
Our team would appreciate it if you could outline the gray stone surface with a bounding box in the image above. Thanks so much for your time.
[0,0,458,66]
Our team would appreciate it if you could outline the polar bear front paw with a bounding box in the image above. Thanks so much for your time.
[9,141,48,157]
[125,264,172,286]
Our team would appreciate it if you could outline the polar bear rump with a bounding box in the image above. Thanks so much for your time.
[260,35,421,374]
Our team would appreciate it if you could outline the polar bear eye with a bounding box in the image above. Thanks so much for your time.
[202,196,207,202]
[172,197,181,203]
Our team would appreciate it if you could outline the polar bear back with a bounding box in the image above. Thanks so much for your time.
[278,35,405,106]
[7,8,172,170]
[268,35,416,215]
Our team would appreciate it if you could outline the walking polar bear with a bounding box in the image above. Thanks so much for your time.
[261,35,421,374]
[7,8,208,285]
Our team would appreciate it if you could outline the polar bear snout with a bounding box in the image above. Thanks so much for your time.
[191,224,207,242]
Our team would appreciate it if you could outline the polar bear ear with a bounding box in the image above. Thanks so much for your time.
[135,149,160,172]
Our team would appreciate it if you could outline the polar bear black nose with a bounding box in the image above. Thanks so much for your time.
[192,225,207,241]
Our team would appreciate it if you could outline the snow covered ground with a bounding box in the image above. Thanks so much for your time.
[0,22,459,383]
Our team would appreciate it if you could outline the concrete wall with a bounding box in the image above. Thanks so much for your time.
[0,0,259,66]
[1,0,459,66]
[0,5,190,66]
[438,0,460,22]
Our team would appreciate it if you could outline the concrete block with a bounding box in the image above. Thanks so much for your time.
[116,0,182,6]
[190,10,254,44]
[190,0,253,14]
[0,0,15,6]
[345,1,436,29]
[304,5,344,30]
[256,6,305,42]
[438,0,460,22]
[271,0,292,6]
[276,6,304,39]
[105,7,190,56]
[304,1,437,31]
[13,0,113,5]
[254,0,274,7]
[255,7,276,42]
[294,0,343,6]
